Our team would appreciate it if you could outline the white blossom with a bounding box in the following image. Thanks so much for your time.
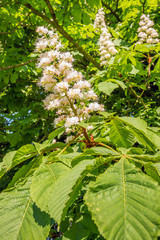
[137,14,159,45]
[98,27,117,66]
[64,70,83,83]
[35,26,105,133]
[52,139,56,144]
[87,102,104,112]
[47,99,61,110]
[85,90,98,100]
[67,88,83,99]
[65,135,74,143]
[65,117,79,128]
[56,81,69,92]
[74,80,91,89]
[87,125,94,131]
[94,8,106,29]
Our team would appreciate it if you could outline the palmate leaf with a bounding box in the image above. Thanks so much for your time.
[119,117,147,131]
[0,144,38,180]
[47,159,95,224]
[119,118,156,151]
[31,162,69,213]
[7,155,42,188]
[0,181,50,240]
[31,159,98,224]
[85,157,160,240]
[109,119,135,148]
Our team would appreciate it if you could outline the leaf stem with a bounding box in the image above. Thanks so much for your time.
[95,142,119,153]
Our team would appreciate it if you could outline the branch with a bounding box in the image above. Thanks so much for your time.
[102,1,121,22]
[0,59,37,71]
[43,0,57,20]
[116,0,119,10]
[23,2,101,70]
[140,0,147,13]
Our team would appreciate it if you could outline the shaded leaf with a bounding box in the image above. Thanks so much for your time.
[63,218,90,240]
[0,181,50,240]
[31,162,69,213]
[47,160,95,224]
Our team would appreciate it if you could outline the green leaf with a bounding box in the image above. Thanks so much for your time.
[33,141,65,154]
[85,157,160,240]
[83,13,91,25]
[47,159,95,224]
[63,218,90,240]
[135,44,150,52]
[146,129,160,149]
[99,112,111,118]
[130,65,139,75]
[153,163,160,175]
[0,145,38,180]
[31,162,69,213]
[87,0,101,8]
[119,118,156,151]
[48,127,65,140]
[72,4,82,22]
[144,163,160,183]
[7,132,22,147]
[106,79,126,90]
[119,117,147,131]
[7,155,42,188]
[89,147,118,156]
[0,162,7,179]
[98,82,119,95]
[109,119,135,148]
[4,75,9,84]
[0,181,51,240]
[156,107,160,115]
[128,152,160,163]
[12,144,38,168]
[10,72,18,83]
[3,151,17,169]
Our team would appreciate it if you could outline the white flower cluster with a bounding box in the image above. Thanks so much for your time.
[35,26,104,133]
[94,9,118,66]
[137,14,159,45]
[94,8,106,29]
[98,27,118,66]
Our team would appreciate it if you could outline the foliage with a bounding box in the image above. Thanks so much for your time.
[0,115,160,239]
[0,0,160,239]
[0,0,159,155]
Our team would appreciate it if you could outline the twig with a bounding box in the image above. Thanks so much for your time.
[116,0,119,10]
[139,54,152,99]
[22,2,102,70]
[102,1,121,22]
[81,127,91,143]
[95,142,119,154]
[129,85,148,109]
[140,0,147,13]
[0,59,37,71]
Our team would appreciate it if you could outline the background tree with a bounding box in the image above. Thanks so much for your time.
[0,0,160,239]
